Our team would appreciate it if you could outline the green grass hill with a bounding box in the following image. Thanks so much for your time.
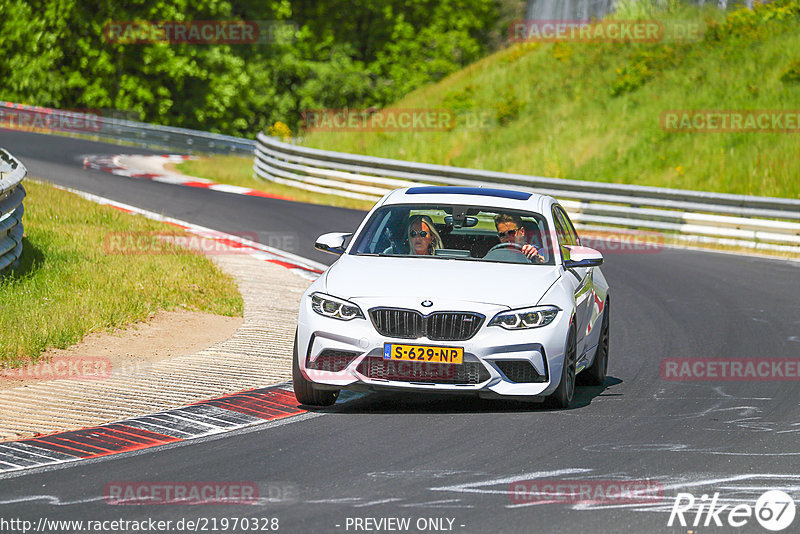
[301,0,800,199]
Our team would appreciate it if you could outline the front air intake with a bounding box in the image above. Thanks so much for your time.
[307,350,359,373]
[493,360,546,383]
[357,356,490,385]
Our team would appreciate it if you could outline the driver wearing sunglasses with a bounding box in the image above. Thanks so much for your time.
[407,214,443,256]
[494,213,546,264]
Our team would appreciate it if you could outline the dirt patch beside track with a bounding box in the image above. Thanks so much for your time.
[0,310,242,391]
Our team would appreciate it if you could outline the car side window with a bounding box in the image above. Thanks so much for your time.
[553,206,584,264]
[354,210,392,254]
[552,208,569,260]
[555,206,580,246]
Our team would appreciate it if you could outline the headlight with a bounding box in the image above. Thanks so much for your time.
[488,306,560,330]
[310,292,364,321]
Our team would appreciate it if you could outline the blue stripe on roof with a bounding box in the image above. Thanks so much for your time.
[406,186,532,201]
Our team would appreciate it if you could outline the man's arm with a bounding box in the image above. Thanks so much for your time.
[521,244,546,264]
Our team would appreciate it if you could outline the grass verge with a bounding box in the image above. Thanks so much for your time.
[0,179,243,366]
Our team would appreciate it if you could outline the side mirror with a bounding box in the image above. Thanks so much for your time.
[315,232,352,255]
[563,245,604,268]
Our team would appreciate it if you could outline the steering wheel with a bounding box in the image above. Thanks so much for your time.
[484,242,530,263]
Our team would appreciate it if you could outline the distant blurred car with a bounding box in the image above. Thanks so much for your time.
[293,186,610,409]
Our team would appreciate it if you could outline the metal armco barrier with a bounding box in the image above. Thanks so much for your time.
[254,132,800,254]
[0,101,255,155]
[0,149,26,272]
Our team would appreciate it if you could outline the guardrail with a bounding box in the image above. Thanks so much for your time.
[254,132,800,254]
[0,101,255,155]
[0,149,26,272]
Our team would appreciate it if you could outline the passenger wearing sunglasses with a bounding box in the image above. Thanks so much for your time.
[494,213,546,264]
[407,215,443,256]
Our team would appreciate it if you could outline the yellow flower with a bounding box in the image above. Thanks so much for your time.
[268,121,292,141]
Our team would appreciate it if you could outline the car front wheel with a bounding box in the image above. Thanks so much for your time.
[546,324,576,409]
[292,330,339,406]
[579,300,609,386]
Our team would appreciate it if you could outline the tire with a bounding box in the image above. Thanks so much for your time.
[578,300,609,386]
[292,330,339,406]
[546,324,577,409]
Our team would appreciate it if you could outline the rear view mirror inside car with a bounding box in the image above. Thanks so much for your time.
[444,215,479,228]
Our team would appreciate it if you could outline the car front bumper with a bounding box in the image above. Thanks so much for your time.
[297,295,572,399]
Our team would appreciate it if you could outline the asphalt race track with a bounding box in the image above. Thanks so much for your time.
[0,129,365,266]
[1,128,799,533]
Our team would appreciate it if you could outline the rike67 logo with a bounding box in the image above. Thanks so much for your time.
[668,490,796,531]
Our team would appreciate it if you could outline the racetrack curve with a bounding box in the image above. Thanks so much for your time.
[1,128,799,534]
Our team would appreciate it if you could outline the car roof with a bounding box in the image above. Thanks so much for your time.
[380,186,555,214]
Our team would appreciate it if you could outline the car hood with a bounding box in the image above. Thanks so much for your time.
[323,254,562,308]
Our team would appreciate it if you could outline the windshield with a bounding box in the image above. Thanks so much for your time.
[351,204,555,265]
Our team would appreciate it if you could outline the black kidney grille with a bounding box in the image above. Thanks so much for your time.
[369,308,484,341]
[427,312,483,341]
[357,357,490,385]
[307,350,359,372]
[369,308,425,339]
[494,360,545,383]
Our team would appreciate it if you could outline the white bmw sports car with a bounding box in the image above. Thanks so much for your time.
[293,186,610,409]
